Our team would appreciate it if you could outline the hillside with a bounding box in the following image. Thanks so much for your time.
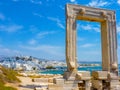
[0,65,20,90]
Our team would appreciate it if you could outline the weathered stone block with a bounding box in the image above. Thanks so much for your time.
[107,72,119,80]
[92,80,103,90]
[63,71,76,80]
[48,84,63,90]
[48,78,53,83]
[33,78,48,83]
[53,78,65,85]
[92,71,108,80]
[76,71,91,80]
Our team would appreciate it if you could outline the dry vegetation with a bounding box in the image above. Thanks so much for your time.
[0,65,20,90]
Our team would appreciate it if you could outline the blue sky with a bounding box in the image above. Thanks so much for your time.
[0,0,120,62]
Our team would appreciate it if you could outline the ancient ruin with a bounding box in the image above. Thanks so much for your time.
[47,4,120,90]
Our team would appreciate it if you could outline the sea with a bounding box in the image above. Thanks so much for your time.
[40,66,102,74]
[40,62,120,75]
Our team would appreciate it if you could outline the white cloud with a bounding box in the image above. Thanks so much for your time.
[57,22,65,29]
[118,0,120,5]
[80,43,95,48]
[47,17,65,29]
[37,31,56,38]
[70,0,77,3]
[81,24,92,30]
[0,24,23,32]
[78,24,100,32]
[0,46,20,56]
[70,0,76,2]
[29,25,39,33]
[19,45,64,57]
[77,37,85,41]
[28,39,37,45]
[117,23,120,34]
[47,17,60,23]
[33,13,43,18]
[30,0,42,5]
[0,13,5,20]
[12,0,19,2]
[12,0,42,4]
[87,0,109,7]
[59,5,64,10]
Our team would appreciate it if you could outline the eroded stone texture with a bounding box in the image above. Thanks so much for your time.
[48,4,119,90]
[66,4,118,75]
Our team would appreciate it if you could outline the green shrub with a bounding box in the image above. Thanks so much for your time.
[46,66,56,69]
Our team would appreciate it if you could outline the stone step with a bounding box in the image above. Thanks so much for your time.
[34,86,48,90]
[32,78,48,83]
[34,87,48,90]
[65,80,83,84]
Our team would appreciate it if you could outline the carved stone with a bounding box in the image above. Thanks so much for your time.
[65,4,119,90]
[66,4,118,75]
[48,4,119,90]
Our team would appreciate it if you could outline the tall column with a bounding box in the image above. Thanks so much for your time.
[66,14,77,72]
[66,15,71,72]
[107,18,114,70]
[110,13,118,74]
[72,16,77,72]
[101,21,110,71]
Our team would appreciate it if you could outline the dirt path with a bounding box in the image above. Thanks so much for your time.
[6,76,37,90]
[17,76,35,90]
[6,75,59,90]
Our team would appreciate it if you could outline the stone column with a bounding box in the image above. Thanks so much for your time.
[66,14,77,73]
[106,13,118,74]
[110,13,118,74]
[101,21,110,71]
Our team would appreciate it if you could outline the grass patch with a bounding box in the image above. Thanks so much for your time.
[0,65,20,90]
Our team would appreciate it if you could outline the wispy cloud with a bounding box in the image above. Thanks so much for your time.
[0,46,20,56]
[33,13,43,18]
[117,23,120,35]
[81,24,92,30]
[59,5,65,10]
[47,17,60,23]
[47,17,65,29]
[29,25,39,33]
[0,13,5,20]
[57,22,65,29]
[87,0,109,7]
[70,0,77,3]
[30,0,42,5]
[0,24,23,32]
[78,24,100,32]
[20,44,64,57]
[80,43,95,48]
[77,37,85,41]
[28,39,37,45]
[118,0,120,5]
[37,31,56,38]
[70,0,75,2]
[12,0,19,2]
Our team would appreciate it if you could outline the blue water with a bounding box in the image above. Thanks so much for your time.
[40,65,120,75]
[40,66,102,74]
